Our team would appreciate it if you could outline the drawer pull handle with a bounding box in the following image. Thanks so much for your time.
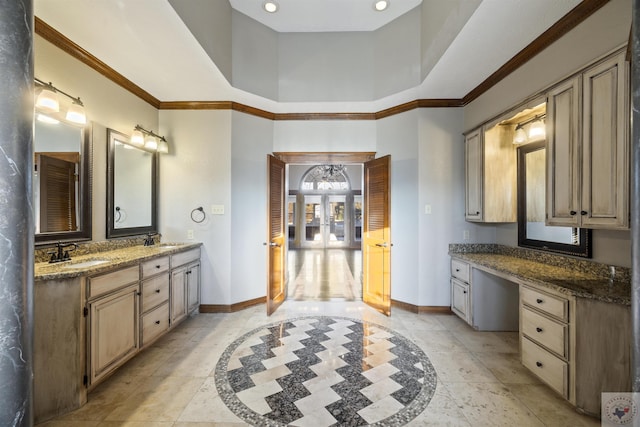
[570,210,577,216]
[536,298,543,304]
[155,289,161,293]
[455,269,460,272]
[155,320,160,325]
[536,361,543,368]
[536,327,543,333]
[581,210,588,215]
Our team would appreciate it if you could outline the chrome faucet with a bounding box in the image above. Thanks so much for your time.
[144,232,159,246]
[48,242,77,263]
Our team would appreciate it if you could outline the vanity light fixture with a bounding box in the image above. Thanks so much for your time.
[34,78,86,125]
[263,1,278,13]
[512,113,546,144]
[132,124,169,154]
[374,0,389,11]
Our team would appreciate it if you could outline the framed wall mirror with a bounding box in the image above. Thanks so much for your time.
[517,141,591,257]
[107,128,158,238]
[34,117,92,245]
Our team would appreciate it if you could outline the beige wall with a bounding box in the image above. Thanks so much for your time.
[463,0,632,268]
[35,35,159,242]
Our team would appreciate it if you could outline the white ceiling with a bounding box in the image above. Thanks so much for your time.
[34,0,582,112]
[228,0,423,32]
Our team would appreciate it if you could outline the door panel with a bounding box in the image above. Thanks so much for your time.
[363,155,391,316]
[267,155,286,315]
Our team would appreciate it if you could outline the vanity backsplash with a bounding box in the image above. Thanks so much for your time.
[34,235,161,263]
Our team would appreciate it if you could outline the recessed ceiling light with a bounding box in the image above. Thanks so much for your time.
[374,0,389,12]
[263,1,278,13]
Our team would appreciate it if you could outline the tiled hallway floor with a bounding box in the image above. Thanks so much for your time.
[38,301,599,426]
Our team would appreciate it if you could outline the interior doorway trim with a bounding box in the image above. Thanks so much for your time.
[273,152,375,164]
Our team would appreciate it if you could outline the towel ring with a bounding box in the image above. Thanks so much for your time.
[191,206,205,223]
[115,206,122,223]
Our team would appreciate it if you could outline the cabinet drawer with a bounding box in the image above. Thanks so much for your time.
[521,286,568,321]
[171,248,200,269]
[141,302,169,346]
[451,259,470,282]
[522,307,568,358]
[88,265,139,299]
[522,337,568,398]
[141,256,169,279]
[141,273,169,313]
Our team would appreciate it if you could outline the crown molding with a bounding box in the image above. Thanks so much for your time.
[35,17,161,108]
[462,0,610,104]
[36,0,610,119]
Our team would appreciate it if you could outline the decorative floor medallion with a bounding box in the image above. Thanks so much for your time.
[215,316,437,426]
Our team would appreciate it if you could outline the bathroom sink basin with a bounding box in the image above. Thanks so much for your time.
[157,243,185,249]
[63,259,110,268]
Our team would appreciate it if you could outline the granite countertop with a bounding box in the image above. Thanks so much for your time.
[449,251,631,306]
[35,242,202,281]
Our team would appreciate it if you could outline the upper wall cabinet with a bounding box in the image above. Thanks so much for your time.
[465,125,517,223]
[546,50,629,230]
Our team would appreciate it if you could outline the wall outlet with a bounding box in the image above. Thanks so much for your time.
[211,204,225,215]
[424,204,432,214]
[187,229,194,239]
[463,230,470,240]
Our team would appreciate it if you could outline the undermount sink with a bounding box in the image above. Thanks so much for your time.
[62,259,110,268]
[157,243,183,249]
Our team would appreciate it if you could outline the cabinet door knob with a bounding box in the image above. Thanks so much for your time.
[155,320,160,325]
[581,210,588,215]
[570,210,577,216]
[455,268,460,272]
[463,290,467,294]
[536,327,543,333]
[476,211,480,215]
[155,265,161,269]
[536,361,543,368]
[536,298,543,304]
[155,289,161,293]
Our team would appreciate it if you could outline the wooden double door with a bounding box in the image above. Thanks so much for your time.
[266,154,391,316]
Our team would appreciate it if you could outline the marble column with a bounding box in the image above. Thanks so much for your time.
[633,0,640,393]
[0,0,35,425]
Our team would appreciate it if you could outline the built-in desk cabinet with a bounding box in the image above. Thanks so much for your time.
[546,50,629,230]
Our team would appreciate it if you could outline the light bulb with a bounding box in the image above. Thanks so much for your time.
[528,120,546,141]
[130,130,144,147]
[144,134,158,150]
[66,101,86,125]
[157,139,169,154]
[513,127,527,144]
[374,0,389,11]
[263,1,278,13]
[37,113,59,125]
[36,88,60,112]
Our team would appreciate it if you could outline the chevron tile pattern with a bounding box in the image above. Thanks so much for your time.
[215,316,437,426]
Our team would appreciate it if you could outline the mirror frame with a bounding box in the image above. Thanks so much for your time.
[35,122,93,245]
[106,128,158,238]
[517,141,592,257]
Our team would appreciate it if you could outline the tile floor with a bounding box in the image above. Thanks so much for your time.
[37,300,600,427]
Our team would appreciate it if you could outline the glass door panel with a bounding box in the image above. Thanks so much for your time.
[288,197,296,243]
[327,195,346,243]
[304,195,322,243]
[354,195,362,242]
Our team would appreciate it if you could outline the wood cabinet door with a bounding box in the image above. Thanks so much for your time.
[546,77,581,227]
[465,129,483,221]
[89,283,139,384]
[187,263,200,314]
[451,278,470,323]
[581,52,629,229]
[171,267,187,324]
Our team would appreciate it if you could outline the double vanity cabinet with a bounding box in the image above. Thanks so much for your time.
[34,243,201,423]
[450,249,631,417]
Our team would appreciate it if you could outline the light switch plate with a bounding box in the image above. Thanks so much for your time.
[424,204,432,214]
[211,204,225,215]
[187,229,194,239]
